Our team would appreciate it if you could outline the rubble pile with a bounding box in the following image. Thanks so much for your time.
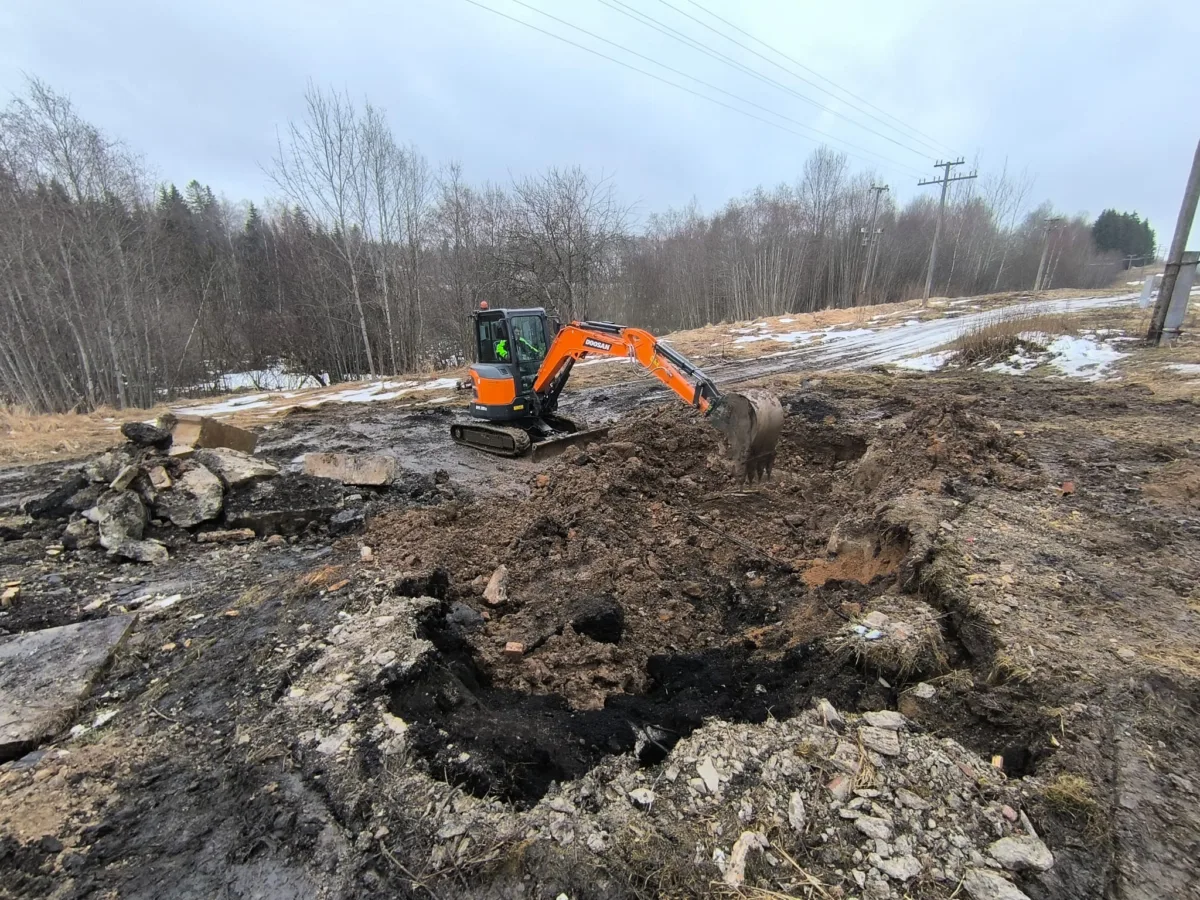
[11,418,361,565]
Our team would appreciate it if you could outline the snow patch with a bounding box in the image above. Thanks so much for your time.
[894,351,955,372]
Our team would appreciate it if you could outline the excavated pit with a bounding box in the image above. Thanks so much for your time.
[373,395,1044,806]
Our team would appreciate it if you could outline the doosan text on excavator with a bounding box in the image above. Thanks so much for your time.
[451,303,783,481]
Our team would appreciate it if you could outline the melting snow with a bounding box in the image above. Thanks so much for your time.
[1043,336,1127,379]
[1167,363,1200,376]
[894,352,954,372]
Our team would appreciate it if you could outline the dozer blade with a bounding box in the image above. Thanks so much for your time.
[708,389,785,481]
[529,426,611,461]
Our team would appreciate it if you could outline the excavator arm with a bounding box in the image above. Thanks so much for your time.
[532,321,783,480]
[532,321,720,413]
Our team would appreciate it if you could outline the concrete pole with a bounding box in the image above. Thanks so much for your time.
[923,163,951,303]
[1148,139,1200,344]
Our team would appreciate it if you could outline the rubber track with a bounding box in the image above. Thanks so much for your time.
[449,422,533,458]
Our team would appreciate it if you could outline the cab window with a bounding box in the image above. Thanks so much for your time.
[510,315,548,364]
[477,318,510,364]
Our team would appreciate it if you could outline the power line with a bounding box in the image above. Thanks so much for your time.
[500,0,926,177]
[458,0,927,179]
[650,0,946,159]
[596,0,937,162]
[685,0,958,158]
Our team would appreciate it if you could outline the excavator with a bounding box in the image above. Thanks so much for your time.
[450,303,784,480]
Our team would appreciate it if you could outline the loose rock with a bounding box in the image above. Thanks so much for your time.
[483,566,509,605]
[194,448,278,488]
[155,465,224,528]
[962,868,1031,900]
[988,835,1054,872]
[121,421,172,449]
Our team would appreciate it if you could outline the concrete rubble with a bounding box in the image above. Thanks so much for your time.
[302,452,397,486]
[0,615,136,762]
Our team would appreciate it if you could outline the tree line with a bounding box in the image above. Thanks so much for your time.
[1,78,1134,413]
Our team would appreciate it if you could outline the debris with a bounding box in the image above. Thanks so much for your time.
[787,792,806,833]
[502,641,524,659]
[154,465,224,528]
[24,473,89,520]
[859,725,901,756]
[483,565,509,605]
[961,867,1031,900]
[1115,647,1136,662]
[327,579,350,593]
[360,545,374,562]
[121,421,172,449]
[1060,481,1075,495]
[722,831,768,888]
[855,815,893,841]
[330,507,367,536]
[0,515,32,540]
[863,710,906,731]
[223,609,240,617]
[303,452,397,486]
[815,697,845,729]
[147,465,172,490]
[988,835,1054,872]
[1,585,18,608]
[196,528,256,544]
[95,490,148,551]
[168,414,258,456]
[113,540,169,565]
[110,464,140,491]
[194,447,278,488]
[628,787,655,810]
[224,474,343,536]
[62,518,100,550]
[877,854,922,881]
[697,757,722,794]
[0,615,136,763]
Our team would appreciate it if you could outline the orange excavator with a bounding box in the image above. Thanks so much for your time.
[450,304,784,480]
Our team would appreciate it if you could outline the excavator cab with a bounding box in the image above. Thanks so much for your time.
[468,307,555,421]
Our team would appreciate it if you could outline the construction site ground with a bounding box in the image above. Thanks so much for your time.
[1,289,1198,900]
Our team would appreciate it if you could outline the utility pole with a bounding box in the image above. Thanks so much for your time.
[919,159,977,302]
[1033,216,1065,292]
[858,184,889,303]
[1148,138,1200,344]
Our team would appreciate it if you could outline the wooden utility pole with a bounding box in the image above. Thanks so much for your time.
[919,159,976,302]
[1033,216,1065,292]
[858,184,889,302]
[1148,138,1200,344]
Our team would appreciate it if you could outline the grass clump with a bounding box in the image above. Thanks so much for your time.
[948,310,1077,364]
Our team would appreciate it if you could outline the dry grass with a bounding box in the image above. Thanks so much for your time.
[0,403,173,468]
[947,310,1078,364]
[1042,773,1101,832]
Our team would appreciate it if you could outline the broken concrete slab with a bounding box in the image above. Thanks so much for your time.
[223,473,342,536]
[193,448,278,488]
[111,539,169,564]
[167,414,257,456]
[154,465,224,528]
[0,615,136,762]
[24,473,89,519]
[302,452,397,487]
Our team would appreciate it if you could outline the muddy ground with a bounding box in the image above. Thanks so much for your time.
[1,364,1198,900]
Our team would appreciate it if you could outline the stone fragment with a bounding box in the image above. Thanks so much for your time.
[155,465,223,528]
[855,816,893,841]
[121,421,172,448]
[859,725,901,756]
[697,758,721,795]
[962,868,1031,900]
[302,452,396,486]
[196,528,256,544]
[110,465,140,492]
[483,566,509,605]
[877,854,922,881]
[815,697,844,729]
[194,448,278,488]
[988,835,1054,872]
[863,710,906,731]
[96,490,147,550]
[787,792,806,833]
[628,788,655,810]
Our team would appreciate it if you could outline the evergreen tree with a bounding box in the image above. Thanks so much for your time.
[1092,209,1156,264]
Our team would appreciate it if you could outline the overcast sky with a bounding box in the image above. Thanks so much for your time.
[2,0,1197,249]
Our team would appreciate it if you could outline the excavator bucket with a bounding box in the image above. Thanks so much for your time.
[708,389,785,481]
